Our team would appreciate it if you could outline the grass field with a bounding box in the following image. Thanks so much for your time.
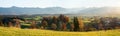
[0,27,120,36]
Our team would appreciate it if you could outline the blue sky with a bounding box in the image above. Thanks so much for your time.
[0,0,120,8]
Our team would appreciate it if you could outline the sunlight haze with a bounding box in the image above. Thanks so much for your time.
[0,0,120,8]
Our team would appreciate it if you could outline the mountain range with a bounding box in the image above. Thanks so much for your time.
[0,6,120,16]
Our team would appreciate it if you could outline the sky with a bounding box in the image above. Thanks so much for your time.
[0,0,120,8]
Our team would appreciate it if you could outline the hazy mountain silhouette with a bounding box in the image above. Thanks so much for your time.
[0,6,120,15]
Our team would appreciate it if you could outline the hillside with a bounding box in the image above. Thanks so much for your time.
[0,27,120,36]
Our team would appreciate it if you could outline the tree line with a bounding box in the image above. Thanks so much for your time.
[0,14,120,32]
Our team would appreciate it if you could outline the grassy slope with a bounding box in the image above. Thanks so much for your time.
[0,27,120,36]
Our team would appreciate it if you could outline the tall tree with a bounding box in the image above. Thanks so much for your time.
[59,14,64,22]
[58,14,69,31]
[52,16,58,24]
[41,20,48,29]
[73,17,80,31]
[78,17,84,31]
[73,17,84,31]
[63,16,69,23]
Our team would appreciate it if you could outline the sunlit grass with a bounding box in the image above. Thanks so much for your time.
[0,27,120,36]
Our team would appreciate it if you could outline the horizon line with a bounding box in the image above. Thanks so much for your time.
[0,6,120,8]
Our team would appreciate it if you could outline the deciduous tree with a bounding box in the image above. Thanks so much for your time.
[31,21,36,29]
[41,20,48,29]
[51,23,57,30]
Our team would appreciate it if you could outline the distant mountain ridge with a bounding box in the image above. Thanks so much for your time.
[0,6,120,15]
[0,6,69,15]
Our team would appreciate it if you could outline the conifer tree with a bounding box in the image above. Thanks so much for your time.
[73,17,79,31]
[73,17,84,31]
